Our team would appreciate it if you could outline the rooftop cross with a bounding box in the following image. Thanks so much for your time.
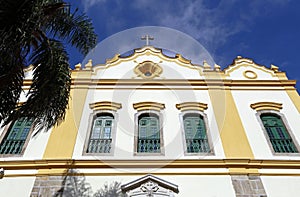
[141,35,154,46]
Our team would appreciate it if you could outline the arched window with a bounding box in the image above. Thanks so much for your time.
[87,113,114,153]
[0,118,33,155]
[261,114,298,153]
[183,113,210,153]
[137,113,160,153]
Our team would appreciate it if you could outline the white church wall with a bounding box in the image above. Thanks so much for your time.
[84,175,235,197]
[0,177,35,197]
[73,87,225,160]
[231,90,300,159]
[261,176,300,197]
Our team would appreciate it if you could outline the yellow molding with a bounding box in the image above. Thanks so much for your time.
[176,102,208,112]
[22,79,297,88]
[250,102,283,111]
[243,70,257,79]
[6,171,300,178]
[89,101,122,111]
[175,54,191,64]
[106,53,121,64]
[2,159,300,170]
[133,102,165,112]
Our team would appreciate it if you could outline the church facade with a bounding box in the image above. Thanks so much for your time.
[0,46,300,196]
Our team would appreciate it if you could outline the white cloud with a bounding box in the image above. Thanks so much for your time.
[82,0,106,12]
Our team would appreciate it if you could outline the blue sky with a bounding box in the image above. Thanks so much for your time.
[67,0,300,91]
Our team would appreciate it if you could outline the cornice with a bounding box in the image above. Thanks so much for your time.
[1,159,300,170]
[22,79,297,90]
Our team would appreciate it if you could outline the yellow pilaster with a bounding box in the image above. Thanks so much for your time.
[275,71,300,113]
[39,70,92,173]
[205,72,254,159]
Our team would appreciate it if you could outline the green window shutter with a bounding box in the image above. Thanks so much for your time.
[87,115,113,153]
[184,114,210,153]
[261,114,298,153]
[0,118,33,154]
[138,115,160,153]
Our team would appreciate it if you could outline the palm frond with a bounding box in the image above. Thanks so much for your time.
[45,6,97,55]
[18,39,71,130]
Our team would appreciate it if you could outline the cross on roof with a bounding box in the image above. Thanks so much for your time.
[141,35,154,46]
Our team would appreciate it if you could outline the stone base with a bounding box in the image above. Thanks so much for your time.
[231,175,267,197]
[30,176,65,197]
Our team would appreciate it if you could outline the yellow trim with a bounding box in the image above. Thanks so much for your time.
[6,172,300,178]
[175,54,191,64]
[286,89,300,113]
[205,72,255,161]
[243,70,257,79]
[272,69,300,113]
[22,78,297,88]
[133,102,165,112]
[2,158,300,170]
[250,102,282,111]
[89,101,122,111]
[176,102,208,112]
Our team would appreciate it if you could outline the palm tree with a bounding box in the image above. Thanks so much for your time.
[93,181,123,197]
[0,0,97,131]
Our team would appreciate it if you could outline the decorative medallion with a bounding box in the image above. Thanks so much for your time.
[243,70,257,79]
[134,61,162,79]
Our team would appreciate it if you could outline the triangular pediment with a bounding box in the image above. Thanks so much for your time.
[121,174,179,196]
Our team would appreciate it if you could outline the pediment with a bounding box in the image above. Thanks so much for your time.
[223,56,280,80]
[121,174,179,196]
[89,46,203,80]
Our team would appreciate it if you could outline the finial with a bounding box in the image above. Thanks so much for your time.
[214,64,221,71]
[270,64,279,72]
[75,63,82,70]
[203,60,211,71]
[84,59,92,70]
[141,35,154,46]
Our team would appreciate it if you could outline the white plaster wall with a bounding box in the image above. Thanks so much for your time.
[231,90,300,159]
[73,87,225,160]
[0,177,35,197]
[83,175,235,197]
[261,176,300,197]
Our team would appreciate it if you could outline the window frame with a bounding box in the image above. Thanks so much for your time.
[83,110,118,156]
[256,110,300,156]
[134,110,165,156]
[179,110,214,156]
[0,118,34,157]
